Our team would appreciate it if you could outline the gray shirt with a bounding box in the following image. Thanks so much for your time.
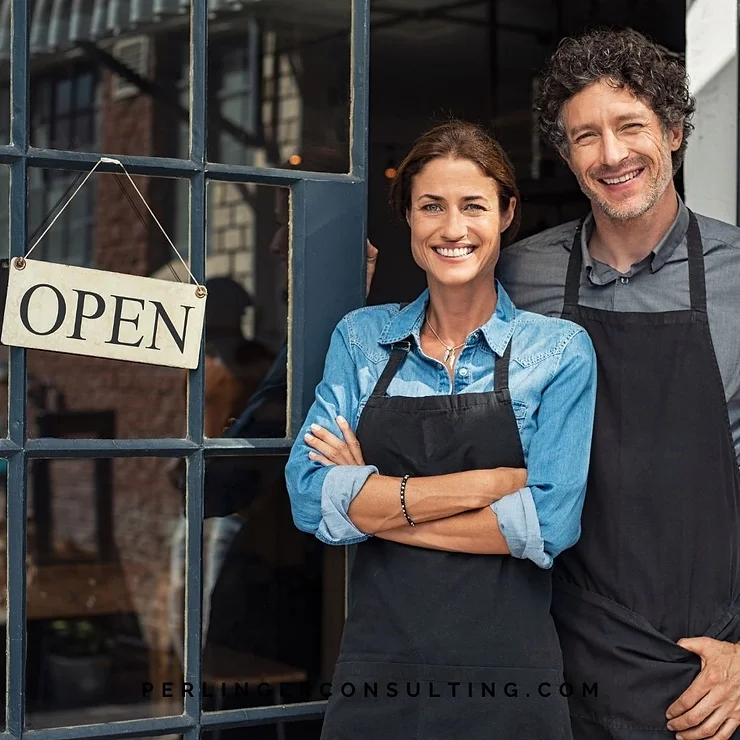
[497,197,740,464]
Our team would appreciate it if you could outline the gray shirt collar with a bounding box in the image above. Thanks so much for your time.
[577,197,690,286]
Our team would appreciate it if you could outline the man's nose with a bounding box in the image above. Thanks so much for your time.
[600,130,630,169]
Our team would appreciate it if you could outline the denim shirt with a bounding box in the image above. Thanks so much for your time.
[285,282,597,568]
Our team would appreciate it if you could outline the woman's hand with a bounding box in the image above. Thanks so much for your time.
[305,417,365,467]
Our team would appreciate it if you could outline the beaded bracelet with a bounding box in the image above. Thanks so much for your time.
[399,474,415,527]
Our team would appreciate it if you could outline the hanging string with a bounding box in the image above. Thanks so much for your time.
[27,170,86,247]
[20,156,204,294]
[112,173,183,285]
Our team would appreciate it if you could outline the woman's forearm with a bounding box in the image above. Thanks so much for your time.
[347,467,526,534]
[376,506,510,555]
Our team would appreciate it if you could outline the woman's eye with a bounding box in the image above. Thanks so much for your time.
[465,203,485,211]
[421,203,442,212]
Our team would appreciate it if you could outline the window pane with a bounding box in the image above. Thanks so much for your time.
[25,457,185,728]
[0,163,9,441]
[199,455,345,715]
[203,181,288,440]
[0,465,6,729]
[24,169,189,439]
[206,0,351,172]
[0,5,8,144]
[29,7,191,158]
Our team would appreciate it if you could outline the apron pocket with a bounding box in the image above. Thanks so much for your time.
[552,581,702,730]
[321,661,424,740]
[322,661,571,740]
[417,664,572,740]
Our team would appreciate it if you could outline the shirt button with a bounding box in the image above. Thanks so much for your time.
[619,276,629,285]
[459,367,468,377]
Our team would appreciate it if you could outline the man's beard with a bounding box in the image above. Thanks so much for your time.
[575,152,674,221]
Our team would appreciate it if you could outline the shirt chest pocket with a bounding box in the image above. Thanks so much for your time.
[511,400,528,431]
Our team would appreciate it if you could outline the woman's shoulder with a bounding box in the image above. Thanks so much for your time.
[511,308,594,366]
[337,302,407,361]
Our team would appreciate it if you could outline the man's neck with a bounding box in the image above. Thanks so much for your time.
[588,185,679,273]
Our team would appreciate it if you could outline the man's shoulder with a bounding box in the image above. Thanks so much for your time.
[694,212,740,250]
[504,219,581,258]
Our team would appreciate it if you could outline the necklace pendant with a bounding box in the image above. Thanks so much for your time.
[444,348,455,367]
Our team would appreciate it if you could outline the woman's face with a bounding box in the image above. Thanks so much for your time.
[406,157,515,291]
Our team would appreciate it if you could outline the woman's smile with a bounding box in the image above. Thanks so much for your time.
[432,243,477,259]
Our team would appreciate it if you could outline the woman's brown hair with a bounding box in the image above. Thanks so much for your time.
[389,120,521,246]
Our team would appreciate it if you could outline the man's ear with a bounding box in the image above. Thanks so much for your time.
[668,123,684,153]
[559,147,575,173]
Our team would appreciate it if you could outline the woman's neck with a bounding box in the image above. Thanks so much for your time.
[424,280,498,348]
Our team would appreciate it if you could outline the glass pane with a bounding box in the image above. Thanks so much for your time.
[25,457,185,728]
[24,169,189,439]
[0,3,7,144]
[204,181,288,439]
[29,4,191,158]
[0,164,8,439]
[200,454,345,714]
[206,0,350,172]
[0,466,6,729]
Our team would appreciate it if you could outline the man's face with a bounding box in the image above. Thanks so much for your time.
[561,79,682,221]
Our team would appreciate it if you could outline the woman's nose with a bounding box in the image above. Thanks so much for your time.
[440,208,467,241]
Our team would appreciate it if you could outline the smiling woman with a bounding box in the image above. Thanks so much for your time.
[284,120,599,740]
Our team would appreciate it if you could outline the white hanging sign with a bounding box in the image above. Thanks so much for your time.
[0,157,207,370]
[2,258,206,369]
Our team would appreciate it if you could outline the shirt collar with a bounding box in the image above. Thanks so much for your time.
[378,279,517,358]
[578,195,690,276]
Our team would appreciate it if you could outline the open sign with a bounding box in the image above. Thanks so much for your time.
[1,258,206,369]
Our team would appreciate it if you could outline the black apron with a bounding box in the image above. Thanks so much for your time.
[321,333,572,739]
[553,212,740,738]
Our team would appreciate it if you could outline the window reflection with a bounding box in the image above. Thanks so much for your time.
[207,0,351,172]
[24,170,188,440]
[25,457,185,729]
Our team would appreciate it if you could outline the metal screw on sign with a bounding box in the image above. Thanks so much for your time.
[195,285,207,299]
[13,257,26,270]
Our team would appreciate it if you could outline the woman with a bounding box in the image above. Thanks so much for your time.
[285,121,597,739]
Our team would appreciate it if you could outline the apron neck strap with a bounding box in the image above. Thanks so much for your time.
[564,219,586,308]
[563,210,706,312]
[686,211,707,313]
[371,340,411,397]
[494,336,513,393]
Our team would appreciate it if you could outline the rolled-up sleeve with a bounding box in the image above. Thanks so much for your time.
[490,486,547,566]
[285,318,377,546]
[495,329,597,569]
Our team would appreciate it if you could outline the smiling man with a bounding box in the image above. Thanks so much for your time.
[497,28,740,740]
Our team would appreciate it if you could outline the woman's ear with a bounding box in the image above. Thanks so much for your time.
[405,208,411,227]
[500,197,516,233]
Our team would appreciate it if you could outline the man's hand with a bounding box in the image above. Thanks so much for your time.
[665,637,740,739]
[366,239,378,297]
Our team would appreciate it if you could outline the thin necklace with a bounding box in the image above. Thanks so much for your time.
[425,315,466,368]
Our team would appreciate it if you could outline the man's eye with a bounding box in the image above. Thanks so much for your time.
[575,133,595,144]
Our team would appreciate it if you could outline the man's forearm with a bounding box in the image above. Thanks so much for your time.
[375,506,511,555]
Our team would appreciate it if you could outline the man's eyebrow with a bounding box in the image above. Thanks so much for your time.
[417,194,486,201]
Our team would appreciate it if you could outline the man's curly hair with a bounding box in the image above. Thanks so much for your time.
[535,28,696,174]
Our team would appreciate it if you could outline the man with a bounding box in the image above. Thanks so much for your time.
[497,28,740,740]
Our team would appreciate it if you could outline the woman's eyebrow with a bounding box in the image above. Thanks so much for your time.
[417,194,486,201]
